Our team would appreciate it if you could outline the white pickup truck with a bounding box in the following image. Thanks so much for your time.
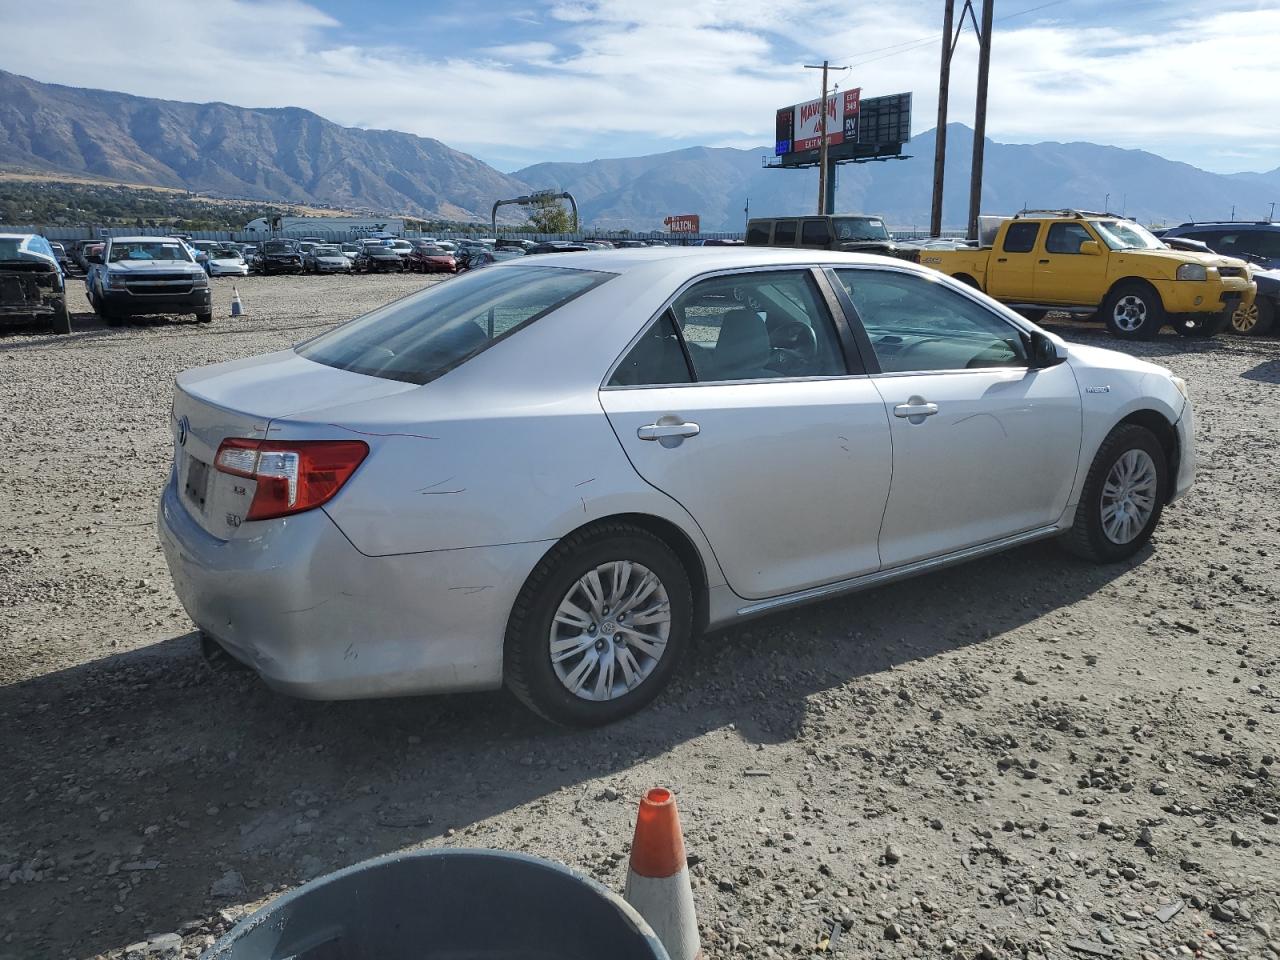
[85,236,212,325]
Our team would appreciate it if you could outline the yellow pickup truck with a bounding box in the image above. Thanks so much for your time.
[918,210,1256,340]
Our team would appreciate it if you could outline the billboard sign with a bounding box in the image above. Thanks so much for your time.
[664,214,700,234]
[778,89,861,155]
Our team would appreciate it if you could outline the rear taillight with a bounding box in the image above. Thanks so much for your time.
[214,439,369,521]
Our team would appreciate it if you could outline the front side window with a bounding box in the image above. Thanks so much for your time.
[668,271,847,382]
[773,220,798,245]
[1045,222,1094,255]
[836,269,1027,373]
[299,265,612,385]
[1239,230,1280,259]
[1002,221,1040,253]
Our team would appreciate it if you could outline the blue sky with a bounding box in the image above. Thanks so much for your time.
[3,0,1278,175]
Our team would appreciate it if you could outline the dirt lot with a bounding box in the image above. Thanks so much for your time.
[1,275,1278,960]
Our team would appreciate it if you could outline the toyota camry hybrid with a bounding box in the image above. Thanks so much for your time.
[158,248,1194,725]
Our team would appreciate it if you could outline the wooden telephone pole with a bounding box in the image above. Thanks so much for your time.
[805,60,849,215]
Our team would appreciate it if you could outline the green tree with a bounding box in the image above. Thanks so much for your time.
[525,194,576,233]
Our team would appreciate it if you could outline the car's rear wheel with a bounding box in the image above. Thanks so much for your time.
[1103,282,1165,340]
[1061,423,1168,563]
[505,522,693,726]
[1231,298,1275,336]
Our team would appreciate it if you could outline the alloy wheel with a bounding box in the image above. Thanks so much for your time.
[1232,302,1258,334]
[548,561,671,702]
[1100,449,1158,545]
[1112,295,1147,332]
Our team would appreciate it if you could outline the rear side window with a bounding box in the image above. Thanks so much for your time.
[299,265,611,385]
[773,220,798,246]
[745,223,770,245]
[608,312,693,386]
[801,220,832,246]
[1002,221,1040,253]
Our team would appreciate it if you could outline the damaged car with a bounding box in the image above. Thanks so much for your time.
[0,233,72,334]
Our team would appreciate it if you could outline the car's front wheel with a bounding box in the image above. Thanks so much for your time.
[1231,298,1275,336]
[1103,282,1165,340]
[505,522,693,726]
[1061,423,1168,562]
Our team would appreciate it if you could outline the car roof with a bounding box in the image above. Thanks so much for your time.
[515,246,907,274]
[109,235,188,243]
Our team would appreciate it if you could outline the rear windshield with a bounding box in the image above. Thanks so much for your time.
[297,264,613,385]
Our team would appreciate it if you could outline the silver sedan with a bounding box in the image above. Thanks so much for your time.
[158,249,1194,725]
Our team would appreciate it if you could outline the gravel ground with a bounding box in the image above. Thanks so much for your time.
[1,275,1278,960]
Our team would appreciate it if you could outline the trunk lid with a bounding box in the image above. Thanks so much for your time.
[171,350,417,538]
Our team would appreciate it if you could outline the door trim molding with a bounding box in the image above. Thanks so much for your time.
[734,523,1063,618]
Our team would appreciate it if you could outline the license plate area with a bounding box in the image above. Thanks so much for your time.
[184,456,212,512]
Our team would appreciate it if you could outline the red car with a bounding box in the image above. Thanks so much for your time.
[406,240,457,274]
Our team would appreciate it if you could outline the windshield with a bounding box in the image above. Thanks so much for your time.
[264,241,296,254]
[1090,220,1164,251]
[832,217,891,242]
[298,265,612,385]
[212,248,241,260]
[108,241,191,263]
[314,246,341,255]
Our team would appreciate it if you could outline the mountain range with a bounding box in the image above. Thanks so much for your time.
[1,69,1276,231]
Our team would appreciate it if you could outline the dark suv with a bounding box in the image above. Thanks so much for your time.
[745,214,901,257]
[1160,222,1280,336]
[259,239,304,275]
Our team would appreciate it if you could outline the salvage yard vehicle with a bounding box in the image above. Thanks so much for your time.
[746,214,902,257]
[0,233,72,334]
[1231,267,1279,336]
[205,247,249,278]
[258,238,304,275]
[919,210,1256,340]
[159,248,1194,726]
[85,236,212,325]
[354,244,404,273]
[303,244,353,274]
[1159,221,1280,271]
[406,240,458,273]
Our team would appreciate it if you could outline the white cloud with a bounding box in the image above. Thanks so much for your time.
[0,0,1276,173]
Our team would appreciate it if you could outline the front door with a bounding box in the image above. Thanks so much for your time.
[985,219,1042,301]
[600,269,892,600]
[1034,221,1108,304]
[831,267,1083,568]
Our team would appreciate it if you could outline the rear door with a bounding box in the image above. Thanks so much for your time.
[600,267,892,600]
[985,220,1041,300]
[831,266,1082,568]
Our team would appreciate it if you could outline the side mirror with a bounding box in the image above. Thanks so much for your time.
[1030,330,1068,368]
[1078,240,1102,256]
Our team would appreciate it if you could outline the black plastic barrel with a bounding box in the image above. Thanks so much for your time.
[201,848,671,960]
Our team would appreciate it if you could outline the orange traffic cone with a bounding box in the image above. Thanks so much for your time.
[624,788,701,960]
[230,286,243,317]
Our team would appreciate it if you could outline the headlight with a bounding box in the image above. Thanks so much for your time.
[1176,263,1207,281]
[190,274,208,288]
[106,272,127,289]
[1171,376,1189,401]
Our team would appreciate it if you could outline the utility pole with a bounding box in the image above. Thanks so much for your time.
[744,196,750,231]
[930,0,956,237]
[1269,201,1276,222]
[805,60,849,215]
[966,0,994,242]
[1104,192,1110,213]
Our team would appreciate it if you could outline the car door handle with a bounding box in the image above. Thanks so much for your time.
[637,421,700,441]
[893,399,939,419]
[1038,259,1050,264]
[996,257,1008,263]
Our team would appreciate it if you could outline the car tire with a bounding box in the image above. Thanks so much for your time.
[1020,308,1048,323]
[194,308,213,324]
[50,297,72,335]
[504,521,694,727]
[1060,423,1168,563]
[1231,297,1275,336]
[1103,282,1165,340]
[954,273,981,290]
[1173,310,1229,338]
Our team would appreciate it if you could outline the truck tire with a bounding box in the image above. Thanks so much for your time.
[50,297,72,335]
[1231,297,1275,336]
[194,308,213,324]
[954,273,981,290]
[1019,308,1048,323]
[1173,310,1229,339]
[1102,282,1165,340]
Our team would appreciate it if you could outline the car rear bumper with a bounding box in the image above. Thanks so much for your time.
[157,477,547,699]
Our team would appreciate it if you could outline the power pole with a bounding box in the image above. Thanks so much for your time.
[805,60,849,215]
[966,0,994,241]
[744,196,750,231]
[930,0,956,237]
[1269,201,1276,222]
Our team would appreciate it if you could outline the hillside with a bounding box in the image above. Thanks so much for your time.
[516,125,1280,231]
[0,70,527,221]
